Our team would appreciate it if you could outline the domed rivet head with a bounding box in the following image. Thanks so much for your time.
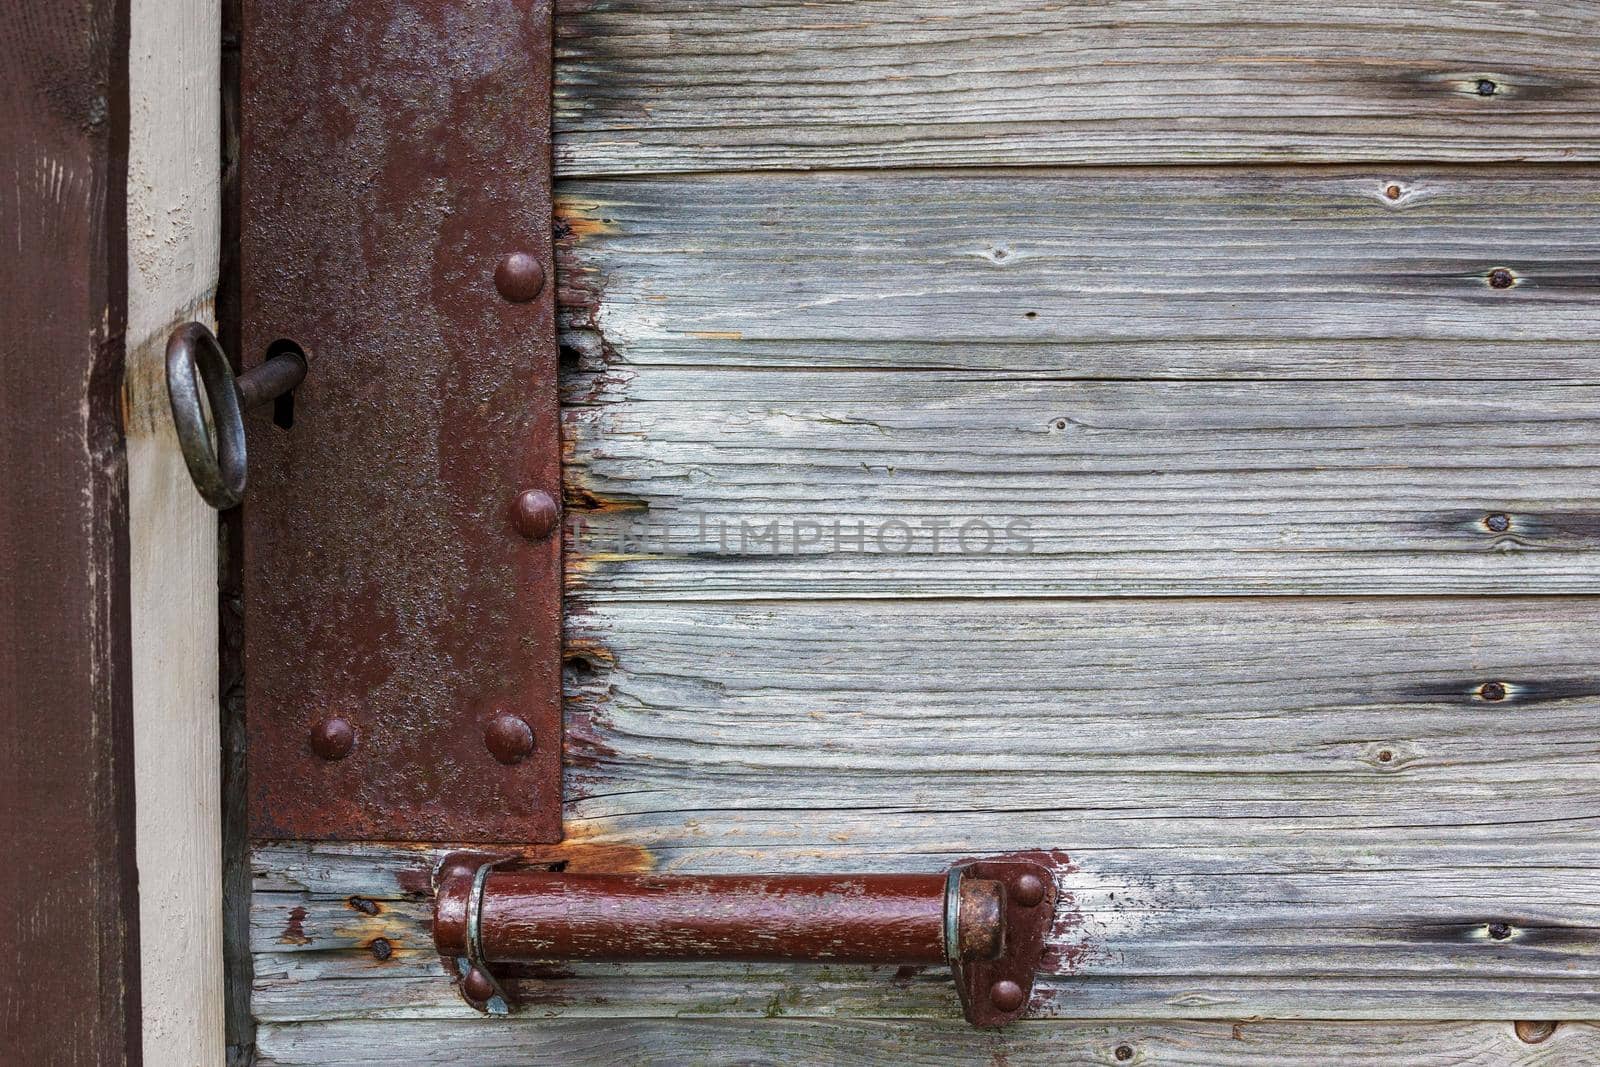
[462,966,496,1002]
[989,979,1025,1013]
[309,716,355,760]
[511,488,560,541]
[485,711,535,765]
[494,252,545,303]
[1515,1021,1559,1044]
[1012,872,1048,908]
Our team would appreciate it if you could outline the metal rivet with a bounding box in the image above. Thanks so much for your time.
[1514,1021,1558,1044]
[512,488,560,541]
[462,966,496,1002]
[494,252,545,303]
[310,716,355,760]
[1485,512,1511,532]
[1012,872,1047,908]
[1480,681,1508,702]
[369,937,393,961]
[1488,268,1515,289]
[989,979,1025,1012]
[485,711,535,765]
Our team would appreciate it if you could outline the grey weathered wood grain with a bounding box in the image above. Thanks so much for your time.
[554,174,1600,598]
[257,1018,1598,1065]
[555,171,1600,375]
[563,597,1600,784]
[251,598,1600,1023]
[552,1,1600,175]
[565,374,1600,598]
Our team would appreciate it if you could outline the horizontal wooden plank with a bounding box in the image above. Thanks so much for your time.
[251,597,1600,1022]
[560,597,1600,859]
[257,1018,1598,1065]
[251,846,1600,1022]
[255,864,1600,983]
[557,172,1600,601]
[566,373,1600,598]
[563,596,1600,781]
[552,1,1600,174]
[563,334,1600,382]
[555,172,1600,363]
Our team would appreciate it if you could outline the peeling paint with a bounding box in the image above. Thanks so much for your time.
[279,906,311,946]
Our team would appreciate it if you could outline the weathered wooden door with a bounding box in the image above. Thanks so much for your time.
[241,2,1600,1062]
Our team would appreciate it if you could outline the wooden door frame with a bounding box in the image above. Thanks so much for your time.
[2,0,143,1061]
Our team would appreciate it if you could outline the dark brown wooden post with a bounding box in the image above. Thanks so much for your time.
[1,0,142,1062]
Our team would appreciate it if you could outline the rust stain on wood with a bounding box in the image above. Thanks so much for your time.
[507,823,659,875]
[386,829,655,890]
[555,193,610,328]
[332,909,414,949]
[564,637,616,672]
[564,484,648,515]
[555,196,617,239]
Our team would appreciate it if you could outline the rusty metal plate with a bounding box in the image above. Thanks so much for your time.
[241,0,560,842]
[952,859,1056,1027]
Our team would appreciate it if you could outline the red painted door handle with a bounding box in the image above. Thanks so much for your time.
[433,853,1056,1027]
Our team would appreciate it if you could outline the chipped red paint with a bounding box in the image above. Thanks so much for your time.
[241,0,562,842]
[280,905,310,946]
[1033,850,1090,976]
[553,200,607,327]
[560,702,620,770]
[553,191,632,417]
